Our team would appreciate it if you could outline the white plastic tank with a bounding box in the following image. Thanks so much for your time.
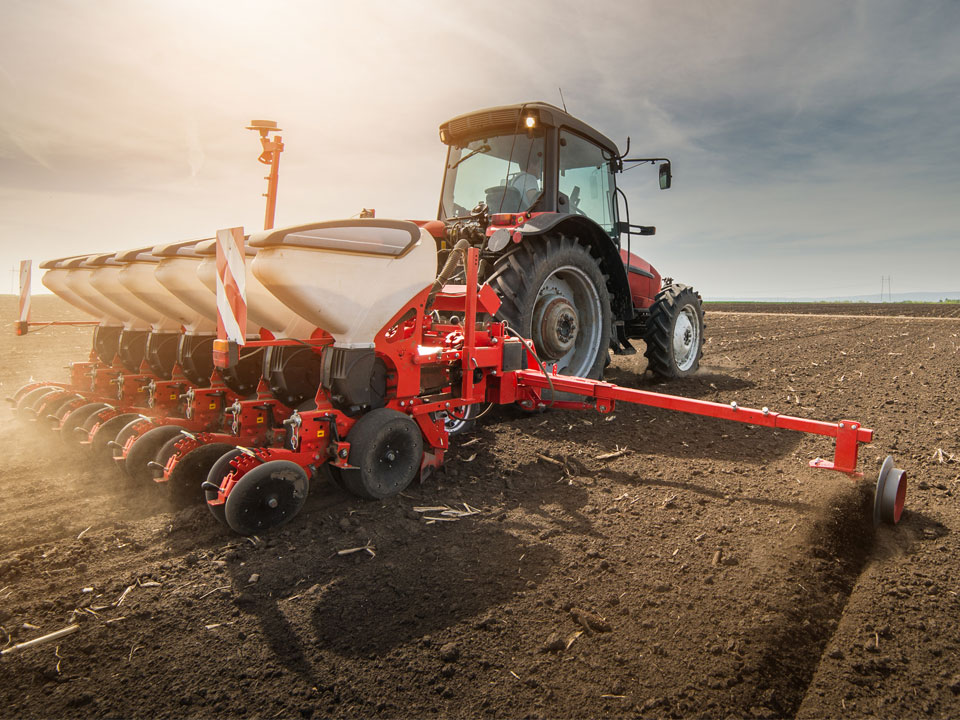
[194,239,314,340]
[248,219,437,348]
[88,253,180,332]
[40,255,115,323]
[61,255,150,331]
[117,245,216,334]
[153,239,220,332]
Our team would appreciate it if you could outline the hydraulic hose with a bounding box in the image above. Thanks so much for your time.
[426,238,471,309]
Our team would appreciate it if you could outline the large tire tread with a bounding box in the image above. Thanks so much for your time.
[488,233,611,381]
[643,284,705,379]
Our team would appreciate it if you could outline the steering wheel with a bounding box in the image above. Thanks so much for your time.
[569,185,586,216]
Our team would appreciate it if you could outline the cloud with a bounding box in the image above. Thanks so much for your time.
[1,0,958,298]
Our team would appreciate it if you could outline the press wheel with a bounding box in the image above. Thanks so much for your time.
[344,408,423,500]
[224,460,309,535]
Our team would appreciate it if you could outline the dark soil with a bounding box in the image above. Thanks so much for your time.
[1,296,958,719]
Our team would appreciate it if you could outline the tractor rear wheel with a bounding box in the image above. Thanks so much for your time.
[488,233,611,380]
[643,284,705,379]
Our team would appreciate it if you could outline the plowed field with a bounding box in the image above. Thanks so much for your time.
[1,296,958,719]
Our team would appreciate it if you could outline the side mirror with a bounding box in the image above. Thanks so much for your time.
[659,162,672,190]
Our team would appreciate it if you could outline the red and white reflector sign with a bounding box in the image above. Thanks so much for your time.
[215,227,247,347]
[17,260,31,335]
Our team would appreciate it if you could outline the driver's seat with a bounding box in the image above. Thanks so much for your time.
[485,184,522,213]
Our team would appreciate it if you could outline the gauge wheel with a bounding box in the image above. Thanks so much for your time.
[124,425,184,484]
[224,460,309,536]
[59,402,111,447]
[343,408,423,500]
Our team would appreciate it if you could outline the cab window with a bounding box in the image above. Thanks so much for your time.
[558,130,616,234]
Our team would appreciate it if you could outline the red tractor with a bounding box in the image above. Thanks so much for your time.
[432,101,703,383]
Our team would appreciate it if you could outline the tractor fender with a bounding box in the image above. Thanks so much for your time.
[516,213,632,321]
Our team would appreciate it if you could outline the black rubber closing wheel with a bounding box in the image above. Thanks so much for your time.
[874,456,907,526]
[60,402,111,446]
[224,460,309,536]
[88,413,140,460]
[205,449,243,525]
[344,408,423,500]
[125,425,185,484]
[643,284,705,379]
[168,442,236,507]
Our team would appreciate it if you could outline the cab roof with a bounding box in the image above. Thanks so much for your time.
[439,102,619,156]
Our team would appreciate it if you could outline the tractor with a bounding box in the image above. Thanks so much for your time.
[433,101,703,383]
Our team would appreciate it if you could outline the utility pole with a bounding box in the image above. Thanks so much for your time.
[880,275,893,303]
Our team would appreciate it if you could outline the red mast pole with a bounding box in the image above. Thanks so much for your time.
[246,120,284,230]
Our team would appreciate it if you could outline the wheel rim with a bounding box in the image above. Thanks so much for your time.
[673,305,700,373]
[530,265,602,376]
[434,403,482,435]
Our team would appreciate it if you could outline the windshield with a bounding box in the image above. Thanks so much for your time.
[440,130,545,218]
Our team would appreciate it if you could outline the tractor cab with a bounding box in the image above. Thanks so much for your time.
[438,102,666,241]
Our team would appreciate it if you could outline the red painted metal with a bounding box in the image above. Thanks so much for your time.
[206,244,881,520]
[509,369,873,476]
[247,121,284,230]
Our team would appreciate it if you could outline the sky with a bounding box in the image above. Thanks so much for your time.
[1,0,958,300]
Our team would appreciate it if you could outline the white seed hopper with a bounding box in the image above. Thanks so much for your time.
[117,244,216,334]
[248,220,437,348]
[59,255,149,331]
[194,239,315,340]
[39,255,117,325]
[86,253,178,332]
[153,238,221,334]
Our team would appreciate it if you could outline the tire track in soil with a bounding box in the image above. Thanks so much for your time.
[742,483,876,718]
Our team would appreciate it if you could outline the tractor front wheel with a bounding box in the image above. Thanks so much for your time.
[643,284,705,378]
[488,234,611,380]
